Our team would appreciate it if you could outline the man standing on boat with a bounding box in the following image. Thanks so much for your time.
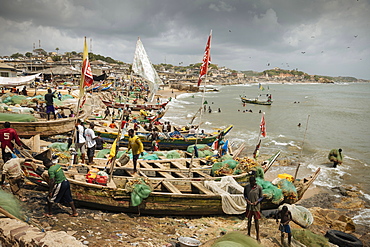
[0,122,23,163]
[84,122,98,165]
[44,89,57,120]
[74,119,86,164]
[244,176,264,242]
[127,129,144,173]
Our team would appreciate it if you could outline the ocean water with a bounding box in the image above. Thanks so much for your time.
[162,82,370,224]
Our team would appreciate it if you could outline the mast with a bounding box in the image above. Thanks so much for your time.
[190,30,212,167]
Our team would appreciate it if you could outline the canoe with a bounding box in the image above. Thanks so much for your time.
[0,112,86,138]
[20,151,321,216]
[240,96,272,105]
[101,99,169,111]
[95,125,233,150]
[21,159,319,215]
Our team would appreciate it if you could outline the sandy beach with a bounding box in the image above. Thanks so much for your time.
[1,84,369,246]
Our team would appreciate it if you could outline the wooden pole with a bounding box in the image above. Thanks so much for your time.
[294,115,310,180]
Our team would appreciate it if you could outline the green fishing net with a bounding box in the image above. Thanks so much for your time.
[292,229,330,247]
[256,177,284,204]
[0,113,36,122]
[131,183,152,207]
[0,190,24,220]
[212,231,262,247]
[277,179,298,200]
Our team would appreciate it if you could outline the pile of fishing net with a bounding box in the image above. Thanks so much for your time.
[256,177,284,204]
[124,178,152,206]
[292,229,329,246]
[1,94,28,105]
[276,178,298,201]
[0,113,36,122]
[211,159,239,176]
[0,190,24,220]
[234,156,259,173]
[211,156,260,176]
[187,144,214,158]
[212,231,262,247]
[165,150,182,159]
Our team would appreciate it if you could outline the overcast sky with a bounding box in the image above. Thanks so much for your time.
[0,0,369,79]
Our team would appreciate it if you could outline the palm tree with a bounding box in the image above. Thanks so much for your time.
[55,47,59,55]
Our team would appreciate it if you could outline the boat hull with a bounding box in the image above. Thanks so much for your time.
[240,97,272,105]
[0,113,85,138]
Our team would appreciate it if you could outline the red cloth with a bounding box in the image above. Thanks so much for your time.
[0,128,22,150]
[245,209,261,220]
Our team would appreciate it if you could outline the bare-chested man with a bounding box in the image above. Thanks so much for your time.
[276,205,292,246]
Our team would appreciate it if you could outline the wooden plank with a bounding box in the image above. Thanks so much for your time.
[191,182,215,195]
[170,161,187,169]
[162,181,182,194]
[193,170,212,178]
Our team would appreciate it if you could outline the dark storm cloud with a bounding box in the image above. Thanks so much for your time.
[0,0,369,79]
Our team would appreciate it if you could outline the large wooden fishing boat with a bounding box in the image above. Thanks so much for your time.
[95,125,233,150]
[20,151,320,215]
[0,112,86,138]
[240,96,272,105]
[101,99,169,111]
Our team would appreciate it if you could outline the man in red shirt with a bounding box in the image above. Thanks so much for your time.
[0,122,23,163]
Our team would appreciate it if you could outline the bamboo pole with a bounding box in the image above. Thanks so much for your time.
[294,115,310,180]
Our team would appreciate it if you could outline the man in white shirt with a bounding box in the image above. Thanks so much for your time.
[74,119,86,164]
[84,122,97,165]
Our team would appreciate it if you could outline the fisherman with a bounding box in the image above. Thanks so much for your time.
[103,106,110,120]
[22,86,27,96]
[84,122,98,165]
[44,159,78,217]
[74,119,86,164]
[44,89,57,120]
[57,92,62,101]
[127,129,144,173]
[1,158,33,201]
[244,176,264,242]
[328,148,343,168]
[95,133,105,150]
[276,205,292,246]
[0,122,23,163]
[109,120,117,129]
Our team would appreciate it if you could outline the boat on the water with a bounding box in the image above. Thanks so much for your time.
[95,125,233,150]
[240,96,272,105]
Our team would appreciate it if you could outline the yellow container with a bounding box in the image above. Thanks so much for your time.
[278,173,294,182]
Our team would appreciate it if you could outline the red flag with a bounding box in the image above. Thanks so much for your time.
[260,113,266,137]
[81,37,93,88]
[197,31,212,86]
[82,58,93,88]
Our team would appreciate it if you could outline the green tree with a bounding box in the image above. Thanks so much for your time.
[55,47,59,54]
[10,53,23,58]
[51,55,62,62]
[25,52,32,58]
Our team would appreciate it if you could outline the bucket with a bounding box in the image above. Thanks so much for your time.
[178,237,201,247]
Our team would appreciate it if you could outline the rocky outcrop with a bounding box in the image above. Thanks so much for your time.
[0,217,84,247]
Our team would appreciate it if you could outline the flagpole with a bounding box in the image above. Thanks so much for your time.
[190,30,212,168]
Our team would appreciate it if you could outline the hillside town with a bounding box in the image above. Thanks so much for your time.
[1,48,367,91]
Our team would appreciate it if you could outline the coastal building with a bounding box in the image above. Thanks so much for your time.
[0,63,17,77]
